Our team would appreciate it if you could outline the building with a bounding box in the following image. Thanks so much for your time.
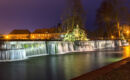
[31,28,64,40]
[3,27,64,40]
[4,29,31,40]
[0,34,3,39]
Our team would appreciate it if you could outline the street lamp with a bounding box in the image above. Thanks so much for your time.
[126,30,129,35]
[5,35,10,39]
[111,35,114,39]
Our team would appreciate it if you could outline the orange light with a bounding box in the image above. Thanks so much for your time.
[126,30,129,34]
[31,35,35,39]
[5,35,9,39]
[111,35,114,39]
[122,46,130,59]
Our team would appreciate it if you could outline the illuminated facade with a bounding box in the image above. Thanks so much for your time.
[4,29,30,40]
[31,33,63,40]
[5,34,30,40]
[3,29,64,40]
[31,28,64,40]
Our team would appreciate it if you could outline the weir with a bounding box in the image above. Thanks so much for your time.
[0,40,122,61]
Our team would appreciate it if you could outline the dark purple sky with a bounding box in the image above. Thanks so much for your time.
[0,0,103,34]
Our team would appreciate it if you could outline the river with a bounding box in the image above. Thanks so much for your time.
[0,46,129,80]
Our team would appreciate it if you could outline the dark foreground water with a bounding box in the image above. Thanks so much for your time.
[0,46,129,80]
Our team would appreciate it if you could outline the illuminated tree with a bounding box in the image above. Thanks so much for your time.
[61,0,88,41]
[64,25,88,42]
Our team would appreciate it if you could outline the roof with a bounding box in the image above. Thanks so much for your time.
[9,29,31,34]
[33,29,49,34]
[32,28,56,34]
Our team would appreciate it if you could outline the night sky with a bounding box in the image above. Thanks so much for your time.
[0,0,103,34]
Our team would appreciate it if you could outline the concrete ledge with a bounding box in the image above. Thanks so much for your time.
[72,58,130,80]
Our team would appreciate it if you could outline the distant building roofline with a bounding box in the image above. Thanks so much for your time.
[9,29,31,34]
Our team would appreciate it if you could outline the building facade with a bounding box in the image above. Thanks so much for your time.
[4,29,30,40]
[31,28,64,40]
[3,28,64,40]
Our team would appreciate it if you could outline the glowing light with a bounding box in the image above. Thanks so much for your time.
[126,30,129,34]
[5,35,10,39]
[31,35,35,39]
[122,46,130,59]
[64,25,88,42]
[111,35,114,39]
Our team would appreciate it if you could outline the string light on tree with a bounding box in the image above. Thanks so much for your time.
[64,25,88,42]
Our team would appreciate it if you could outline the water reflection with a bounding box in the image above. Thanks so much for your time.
[0,47,129,80]
[122,46,130,59]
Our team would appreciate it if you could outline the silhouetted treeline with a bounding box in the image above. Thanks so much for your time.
[94,0,129,39]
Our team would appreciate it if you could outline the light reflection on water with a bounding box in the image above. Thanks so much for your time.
[122,46,130,59]
[0,47,129,80]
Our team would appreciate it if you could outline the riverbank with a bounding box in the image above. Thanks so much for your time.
[72,57,130,80]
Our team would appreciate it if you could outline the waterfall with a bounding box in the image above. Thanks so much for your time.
[0,40,121,61]
[68,42,74,52]
[0,49,26,61]
[58,42,63,54]
[25,42,47,57]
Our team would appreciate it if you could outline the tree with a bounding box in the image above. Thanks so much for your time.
[61,0,86,32]
[96,0,129,39]
[63,25,88,41]
[61,0,88,41]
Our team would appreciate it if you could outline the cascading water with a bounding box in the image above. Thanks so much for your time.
[68,42,74,52]
[25,42,47,57]
[0,49,26,61]
[0,40,122,61]
[57,42,63,54]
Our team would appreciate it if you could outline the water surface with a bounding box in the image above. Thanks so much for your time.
[0,46,129,80]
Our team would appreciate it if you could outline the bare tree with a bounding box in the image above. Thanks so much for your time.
[96,0,129,39]
[61,0,86,32]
